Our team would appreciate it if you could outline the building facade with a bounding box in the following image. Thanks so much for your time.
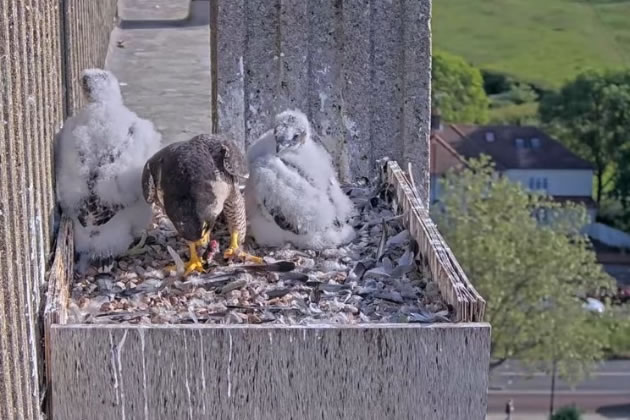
[430,117,596,220]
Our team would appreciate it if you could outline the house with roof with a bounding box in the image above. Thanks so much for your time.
[429,113,597,221]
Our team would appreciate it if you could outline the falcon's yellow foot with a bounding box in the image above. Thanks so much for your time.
[164,241,206,275]
[223,232,264,264]
[184,241,205,275]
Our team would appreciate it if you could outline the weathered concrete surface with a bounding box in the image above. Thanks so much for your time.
[213,0,432,203]
[387,161,485,322]
[64,0,119,113]
[118,0,191,22]
[106,0,212,145]
[51,323,491,420]
[0,1,117,418]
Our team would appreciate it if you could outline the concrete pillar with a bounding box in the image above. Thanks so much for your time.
[0,1,118,418]
[212,0,432,204]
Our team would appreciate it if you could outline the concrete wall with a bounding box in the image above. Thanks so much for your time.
[212,0,432,205]
[51,324,491,420]
[64,0,119,113]
[0,1,117,418]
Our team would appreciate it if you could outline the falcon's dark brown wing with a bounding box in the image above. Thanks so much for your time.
[221,140,249,180]
[141,158,159,205]
[142,137,227,242]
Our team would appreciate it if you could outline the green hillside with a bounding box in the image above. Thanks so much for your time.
[432,0,630,88]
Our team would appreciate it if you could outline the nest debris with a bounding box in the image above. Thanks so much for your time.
[67,171,452,325]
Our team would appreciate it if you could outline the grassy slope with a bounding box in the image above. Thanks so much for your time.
[432,0,630,88]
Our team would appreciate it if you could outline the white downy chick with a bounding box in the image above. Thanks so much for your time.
[55,68,162,272]
[245,109,356,250]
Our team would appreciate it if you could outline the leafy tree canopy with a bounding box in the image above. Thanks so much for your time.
[551,406,582,420]
[432,50,489,124]
[539,70,630,204]
[433,157,614,384]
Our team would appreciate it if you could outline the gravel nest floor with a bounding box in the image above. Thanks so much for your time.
[68,177,452,325]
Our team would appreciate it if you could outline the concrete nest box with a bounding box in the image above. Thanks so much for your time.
[45,163,489,420]
[44,1,490,419]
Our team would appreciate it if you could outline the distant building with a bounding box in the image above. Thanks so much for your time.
[430,114,596,221]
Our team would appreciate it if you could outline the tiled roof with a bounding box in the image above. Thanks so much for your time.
[431,124,594,173]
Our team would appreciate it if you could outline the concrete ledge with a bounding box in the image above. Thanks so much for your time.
[51,323,491,420]
[106,0,212,144]
[45,161,490,419]
[118,0,192,22]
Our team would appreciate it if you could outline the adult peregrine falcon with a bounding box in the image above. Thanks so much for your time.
[55,68,162,273]
[142,134,261,275]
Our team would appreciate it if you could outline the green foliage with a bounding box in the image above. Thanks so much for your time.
[608,320,630,359]
[539,70,630,204]
[599,306,630,358]
[595,196,630,232]
[482,70,516,95]
[432,0,630,88]
[484,71,541,126]
[490,84,539,108]
[611,148,630,210]
[507,83,539,105]
[432,50,489,124]
[433,157,614,384]
[550,406,582,420]
[488,102,540,126]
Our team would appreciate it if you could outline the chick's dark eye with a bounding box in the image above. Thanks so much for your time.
[292,134,299,141]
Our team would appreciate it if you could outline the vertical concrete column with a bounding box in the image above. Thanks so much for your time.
[213,0,432,204]
[0,1,118,418]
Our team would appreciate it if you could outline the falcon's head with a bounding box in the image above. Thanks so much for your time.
[80,68,122,104]
[273,109,311,154]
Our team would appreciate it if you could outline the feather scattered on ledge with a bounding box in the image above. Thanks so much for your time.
[67,171,452,325]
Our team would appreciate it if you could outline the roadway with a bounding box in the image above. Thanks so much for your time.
[487,360,630,416]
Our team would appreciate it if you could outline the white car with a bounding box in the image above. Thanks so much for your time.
[582,297,605,314]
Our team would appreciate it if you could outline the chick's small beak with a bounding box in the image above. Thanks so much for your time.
[277,139,293,153]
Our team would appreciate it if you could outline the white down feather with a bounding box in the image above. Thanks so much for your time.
[55,69,162,262]
[245,110,356,250]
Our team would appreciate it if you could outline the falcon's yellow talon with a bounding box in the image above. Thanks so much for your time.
[165,241,206,275]
[184,259,204,275]
[224,231,240,260]
[223,247,237,259]
[184,241,205,275]
[223,231,262,263]
[246,255,264,264]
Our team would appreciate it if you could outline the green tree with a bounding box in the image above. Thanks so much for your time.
[550,406,582,420]
[433,157,613,383]
[539,70,630,205]
[432,50,489,124]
